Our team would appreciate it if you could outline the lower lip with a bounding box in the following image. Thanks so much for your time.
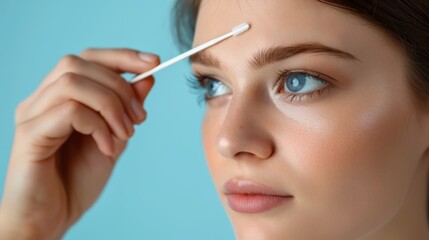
[226,194,293,213]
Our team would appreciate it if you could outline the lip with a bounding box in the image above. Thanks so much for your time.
[223,179,293,213]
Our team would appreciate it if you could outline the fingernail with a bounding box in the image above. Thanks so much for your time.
[138,52,158,63]
[123,114,134,136]
[131,98,146,121]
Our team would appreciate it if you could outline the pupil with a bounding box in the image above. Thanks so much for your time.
[286,74,306,92]
[207,80,219,96]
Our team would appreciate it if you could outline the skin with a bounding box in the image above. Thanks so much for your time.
[192,0,429,239]
[0,49,159,239]
[2,0,429,239]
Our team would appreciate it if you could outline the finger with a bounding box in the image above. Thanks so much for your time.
[14,101,115,161]
[30,55,146,123]
[16,49,158,126]
[132,76,155,107]
[19,73,134,140]
[80,48,160,74]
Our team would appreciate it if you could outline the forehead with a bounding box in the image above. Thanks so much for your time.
[192,0,390,68]
[194,0,356,43]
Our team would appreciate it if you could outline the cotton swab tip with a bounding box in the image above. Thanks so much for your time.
[232,23,250,36]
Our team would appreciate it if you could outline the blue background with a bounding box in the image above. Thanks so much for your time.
[0,0,234,239]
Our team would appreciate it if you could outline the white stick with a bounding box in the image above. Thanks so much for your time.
[130,23,250,83]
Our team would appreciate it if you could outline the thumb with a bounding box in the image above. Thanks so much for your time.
[132,76,155,105]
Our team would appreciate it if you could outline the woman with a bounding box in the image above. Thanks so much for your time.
[1,0,429,239]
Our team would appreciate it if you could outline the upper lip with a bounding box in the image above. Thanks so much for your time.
[223,179,293,197]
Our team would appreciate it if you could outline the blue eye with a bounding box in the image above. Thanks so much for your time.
[283,72,327,94]
[202,77,231,98]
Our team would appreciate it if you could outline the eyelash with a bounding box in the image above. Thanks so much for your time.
[187,69,331,104]
[274,69,330,103]
[186,74,211,106]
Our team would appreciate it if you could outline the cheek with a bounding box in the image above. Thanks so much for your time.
[202,110,226,187]
[281,89,423,235]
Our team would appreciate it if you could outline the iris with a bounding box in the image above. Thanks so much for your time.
[284,73,326,93]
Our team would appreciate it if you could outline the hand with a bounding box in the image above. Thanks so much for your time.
[0,49,159,239]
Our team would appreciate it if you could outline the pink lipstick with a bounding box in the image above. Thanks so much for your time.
[223,179,293,213]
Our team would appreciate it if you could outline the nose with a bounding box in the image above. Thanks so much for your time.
[216,95,275,161]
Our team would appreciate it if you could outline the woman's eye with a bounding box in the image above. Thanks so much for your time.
[283,72,327,94]
[202,77,231,98]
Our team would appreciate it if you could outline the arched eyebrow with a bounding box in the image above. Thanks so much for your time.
[189,43,359,69]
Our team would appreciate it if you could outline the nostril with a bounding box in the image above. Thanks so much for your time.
[233,151,258,159]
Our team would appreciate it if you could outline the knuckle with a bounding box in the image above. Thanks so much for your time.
[15,120,32,137]
[59,54,83,70]
[98,92,122,114]
[117,48,138,59]
[58,72,80,87]
[14,97,34,124]
[14,101,26,122]
[80,48,96,58]
[80,48,93,56]
[63,101,82,116]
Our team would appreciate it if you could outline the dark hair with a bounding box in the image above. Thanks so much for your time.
[171,0,429,220]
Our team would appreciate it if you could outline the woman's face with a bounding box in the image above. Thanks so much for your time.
[191,0,429,239]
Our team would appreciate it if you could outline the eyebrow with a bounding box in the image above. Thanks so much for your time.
[189,43,359,69]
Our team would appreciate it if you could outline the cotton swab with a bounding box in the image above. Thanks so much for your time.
[130,22,250,83]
